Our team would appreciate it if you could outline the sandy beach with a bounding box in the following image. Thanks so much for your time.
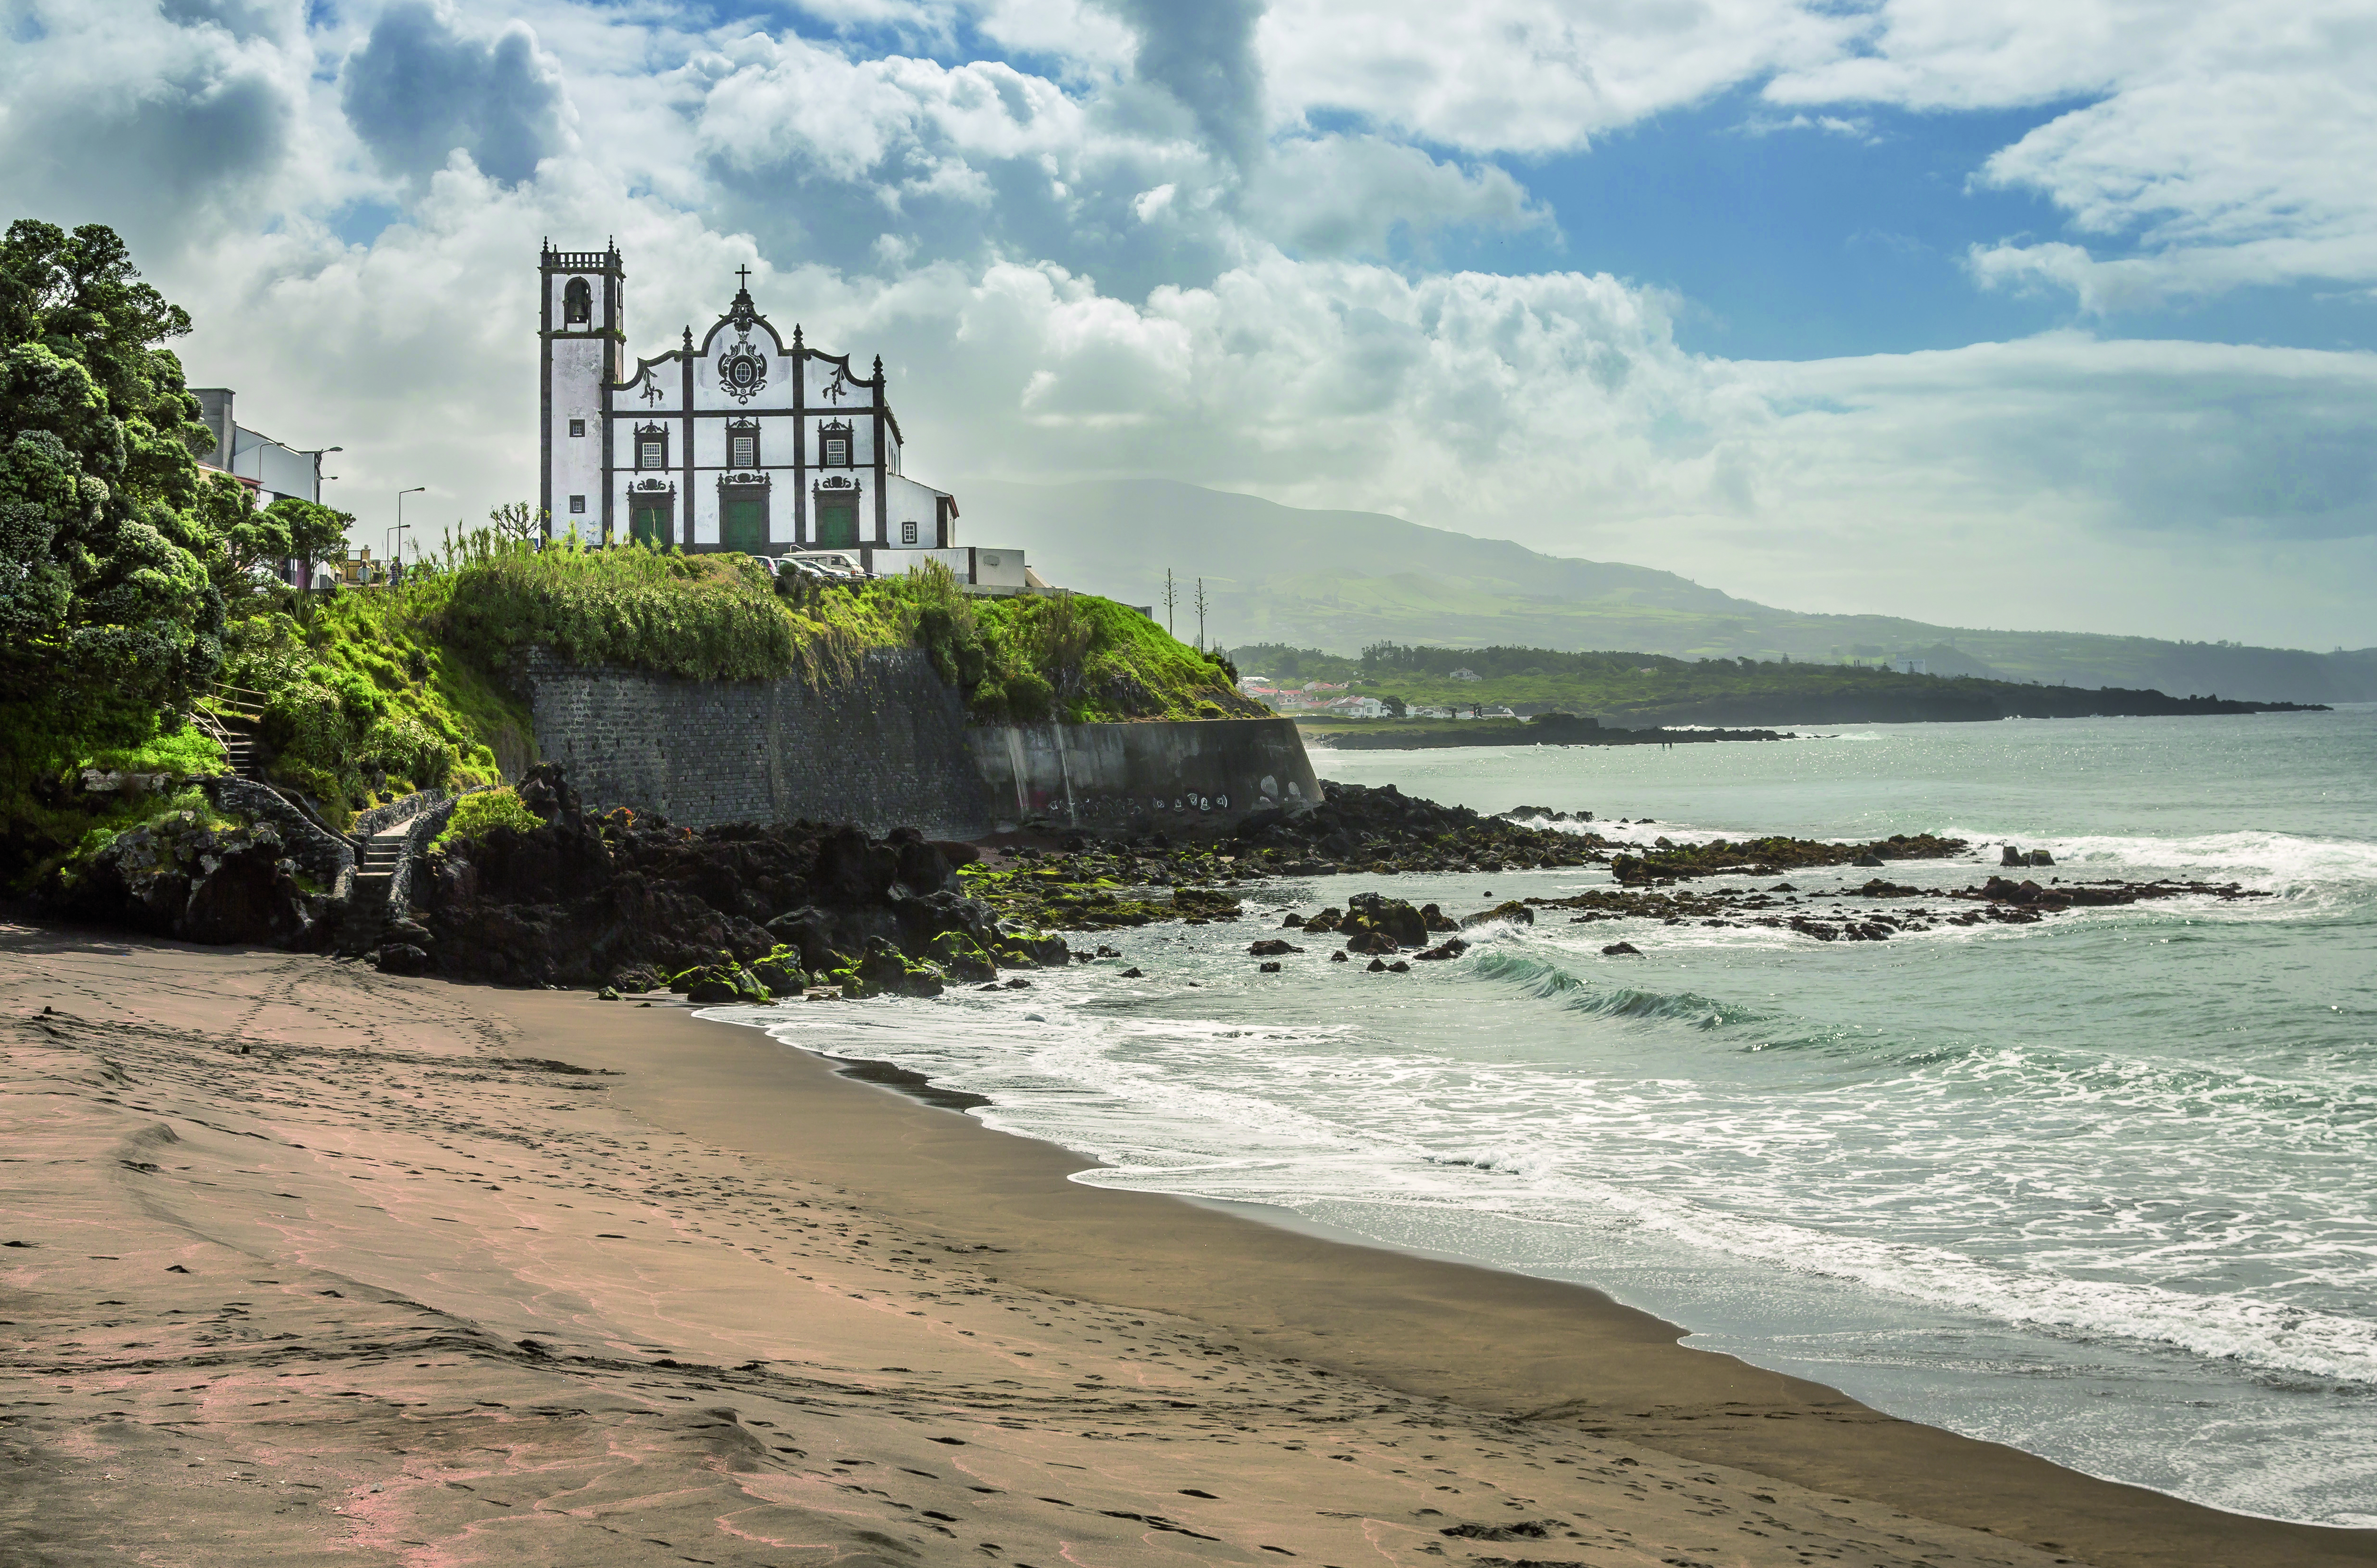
[4,918,2371,1568]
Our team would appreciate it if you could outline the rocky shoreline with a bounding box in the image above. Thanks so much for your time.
[28,767,2263,991]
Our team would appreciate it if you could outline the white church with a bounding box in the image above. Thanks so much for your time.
[538,242,1029,589]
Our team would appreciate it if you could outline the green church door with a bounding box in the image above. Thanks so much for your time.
[720,496,768,552]
[628,498,670,547]
[816,503,859,549]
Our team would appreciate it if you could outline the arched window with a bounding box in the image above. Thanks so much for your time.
[563,277,591,325]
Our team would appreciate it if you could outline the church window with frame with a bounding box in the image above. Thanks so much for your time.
[901,519,918,545]
[563,277,591,325]
[819,419,852,467]
[728,420,760,471]
[568,418,585,437]
[635,424,669,471]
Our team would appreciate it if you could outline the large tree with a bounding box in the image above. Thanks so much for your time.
[0,220,226,727]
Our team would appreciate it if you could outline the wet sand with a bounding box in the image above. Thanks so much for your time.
[4,919,2370,1567]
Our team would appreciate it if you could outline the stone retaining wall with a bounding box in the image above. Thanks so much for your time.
[969,717,1321,834]
[522,649,995,838]
[384,796,460,917]
[353,788,446,839]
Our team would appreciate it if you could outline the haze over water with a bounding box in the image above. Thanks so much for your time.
[738,708,2377,1526]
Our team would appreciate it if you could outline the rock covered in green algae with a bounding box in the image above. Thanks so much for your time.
[829,937,947,999]
[925,930,997,982]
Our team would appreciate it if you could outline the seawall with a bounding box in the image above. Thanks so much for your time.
[970,717,1321,834]
[521,648,997,838]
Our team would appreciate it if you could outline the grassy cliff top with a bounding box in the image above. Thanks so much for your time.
[421,535,1257,725]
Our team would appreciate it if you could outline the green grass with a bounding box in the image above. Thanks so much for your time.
[219,589,519,825]
[872,561,1259,722]
[86,723,230,778]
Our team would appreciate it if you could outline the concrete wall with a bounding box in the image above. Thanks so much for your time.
[522,648,995,838]
[970,717,1321,834]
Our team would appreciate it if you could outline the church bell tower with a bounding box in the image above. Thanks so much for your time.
[540,241,626,543]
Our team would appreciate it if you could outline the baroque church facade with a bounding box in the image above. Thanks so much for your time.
[538,243,963,560]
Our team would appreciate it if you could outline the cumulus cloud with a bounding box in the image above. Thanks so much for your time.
[1243,136,1550,257]
[1095,0,1267,170]
[341,0,572,185]
[0,0,311,251]
[1765,0,2377,307]
[1259,0,1855,153]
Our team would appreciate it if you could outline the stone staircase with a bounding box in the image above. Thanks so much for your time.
[217,723,263,781]
[194,685,270,783]
[192,681,444,961]
[336,822,417,956]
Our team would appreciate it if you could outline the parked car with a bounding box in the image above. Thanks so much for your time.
[775,550,870,584]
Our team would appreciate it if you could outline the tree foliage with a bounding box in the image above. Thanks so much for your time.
[0,219,225,724]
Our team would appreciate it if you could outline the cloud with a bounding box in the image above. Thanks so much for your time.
[0,0,311,251]
[1243,136,1550,257]
[1095,0,1267,170]
[341,0,571,185]
[1258,0,1856,153]
[1765,0,2377,308]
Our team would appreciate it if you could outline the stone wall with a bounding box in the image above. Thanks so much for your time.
[353,788,446,839]
[970,717,1322,834]
[384,795,462,917]
[522,648,995,838]
[198,776,354,898]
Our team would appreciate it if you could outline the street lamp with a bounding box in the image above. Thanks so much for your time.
[391,487,425,586]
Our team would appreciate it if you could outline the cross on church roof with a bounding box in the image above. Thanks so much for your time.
[735,264,752,291]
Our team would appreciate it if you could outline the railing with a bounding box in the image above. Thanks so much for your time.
[199,683,269,724]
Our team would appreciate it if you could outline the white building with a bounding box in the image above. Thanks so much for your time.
[539,243,1025,585]
[191,388,328,507]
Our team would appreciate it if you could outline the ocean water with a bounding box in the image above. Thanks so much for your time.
[726,708,2377,1526]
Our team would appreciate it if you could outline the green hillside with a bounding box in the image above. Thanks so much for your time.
[961,479,2377,705]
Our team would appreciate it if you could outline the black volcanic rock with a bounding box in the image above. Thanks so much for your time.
[410,774,1015,991]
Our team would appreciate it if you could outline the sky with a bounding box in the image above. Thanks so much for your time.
[4,0,2373,650]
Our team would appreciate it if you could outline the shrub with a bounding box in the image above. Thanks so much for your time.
[433,786,540,851]
[426,530,891,686]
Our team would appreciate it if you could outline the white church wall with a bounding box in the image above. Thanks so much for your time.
[883,474,944,547]
[802,355,876,409]
[549,335,606,540]
[542,247,947,560]
[807,413,875,467]
[690,328,792,414]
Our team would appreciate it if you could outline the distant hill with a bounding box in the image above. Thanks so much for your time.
[1234,642,2326,731]
[959,478,2377,705]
